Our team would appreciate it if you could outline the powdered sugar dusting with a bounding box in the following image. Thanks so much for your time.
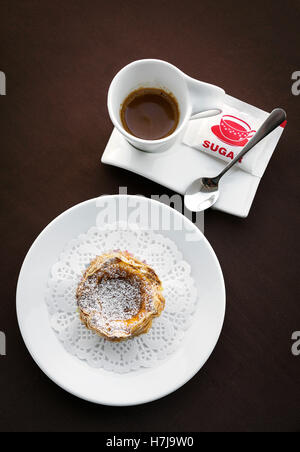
[80,275,142,321]
[77,254,158,337]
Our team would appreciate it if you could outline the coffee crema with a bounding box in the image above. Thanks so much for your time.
[120,88,180,140]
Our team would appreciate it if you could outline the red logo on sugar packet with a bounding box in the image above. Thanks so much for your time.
[211,115,256,147]
[200,115,257,163]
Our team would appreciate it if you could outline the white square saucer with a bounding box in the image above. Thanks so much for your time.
[101,128,261,218]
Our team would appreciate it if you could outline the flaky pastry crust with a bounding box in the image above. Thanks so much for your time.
[76,251,165,341]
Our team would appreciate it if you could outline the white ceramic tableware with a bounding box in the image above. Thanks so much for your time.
[17,196,225,406]
[107,59,225,153]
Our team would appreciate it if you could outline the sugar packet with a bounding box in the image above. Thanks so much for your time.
[183,95,286,177]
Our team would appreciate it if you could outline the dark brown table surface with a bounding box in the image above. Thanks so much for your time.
[0,0,299,432]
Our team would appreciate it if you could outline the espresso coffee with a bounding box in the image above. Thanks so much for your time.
[120,88,179,140]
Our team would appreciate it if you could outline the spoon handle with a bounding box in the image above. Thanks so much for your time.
[214,108,287,182]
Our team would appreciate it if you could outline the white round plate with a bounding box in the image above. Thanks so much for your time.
[17,196,225,406]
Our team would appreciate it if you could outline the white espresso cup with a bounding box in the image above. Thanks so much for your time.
[107,59,225,153]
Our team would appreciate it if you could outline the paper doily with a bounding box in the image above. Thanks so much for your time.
[45,223,198,373]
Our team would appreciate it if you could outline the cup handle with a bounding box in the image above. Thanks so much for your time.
[190,109,222,120]
[185,75,225,119]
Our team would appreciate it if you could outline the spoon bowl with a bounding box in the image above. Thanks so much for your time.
[185,177,219,212]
